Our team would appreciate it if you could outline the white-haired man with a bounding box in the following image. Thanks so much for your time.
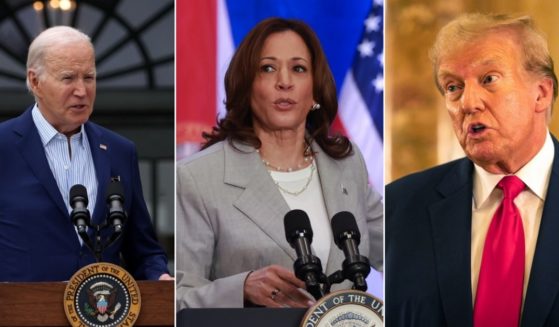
[0,26,171,281]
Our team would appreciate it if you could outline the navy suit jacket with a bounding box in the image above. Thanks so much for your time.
[0,107,168,281]
[386,135,559,327]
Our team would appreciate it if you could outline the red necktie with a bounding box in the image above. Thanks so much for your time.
[474,175,525,327]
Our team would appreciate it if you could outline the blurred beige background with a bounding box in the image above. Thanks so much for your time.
[386,0,559,183]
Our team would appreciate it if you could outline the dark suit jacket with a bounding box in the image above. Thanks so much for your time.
[386,135,559,327]
[0,107,168,281]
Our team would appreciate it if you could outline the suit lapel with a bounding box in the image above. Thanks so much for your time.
[521,136,559,326]
[224,142,351,273]
[312,144,348,275]
[224,142,296,261]
[85,123,111,226]
[14,108,68,218]
[429,159,474,326]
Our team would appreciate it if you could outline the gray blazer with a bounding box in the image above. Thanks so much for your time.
[176,140,383,308]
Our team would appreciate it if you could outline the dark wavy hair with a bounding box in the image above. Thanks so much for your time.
[202,17,352,158]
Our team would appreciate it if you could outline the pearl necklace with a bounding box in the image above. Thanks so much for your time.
[271,160,316,196]
[255,149,313,172]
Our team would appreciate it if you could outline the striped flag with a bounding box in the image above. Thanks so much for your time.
[339,0,384,197]
[177,0,383,298]
[177,1,383,195]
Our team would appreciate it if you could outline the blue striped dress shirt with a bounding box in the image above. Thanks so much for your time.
[31,105,98,219]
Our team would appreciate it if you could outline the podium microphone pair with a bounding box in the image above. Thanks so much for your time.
[283,209,371,300]
[69,181,127,244]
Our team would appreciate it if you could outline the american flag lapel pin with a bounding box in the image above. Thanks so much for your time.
[99,144,107,150]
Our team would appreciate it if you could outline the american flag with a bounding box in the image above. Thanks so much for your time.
[339,0,384,197]
[177,0,384,194]
[177,0,384,298]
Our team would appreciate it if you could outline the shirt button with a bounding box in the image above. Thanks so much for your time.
[64,165,69,170]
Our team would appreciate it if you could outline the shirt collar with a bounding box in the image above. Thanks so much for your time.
[31,103,86,147]
[473,132,554,208]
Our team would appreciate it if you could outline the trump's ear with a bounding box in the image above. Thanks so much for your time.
[535,77,554,114]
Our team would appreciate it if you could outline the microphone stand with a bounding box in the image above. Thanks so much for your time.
[324,258,370,292]
[78,221,125,263]
[94,225,103,262]
[293,255,341,299]
[304,268,366,298]
[324,270,344,294]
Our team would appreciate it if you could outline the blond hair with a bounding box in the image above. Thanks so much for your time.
[430,13,557,107]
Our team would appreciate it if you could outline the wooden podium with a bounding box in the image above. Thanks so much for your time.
[0,280,173,326]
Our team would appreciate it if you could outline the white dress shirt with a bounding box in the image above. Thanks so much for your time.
[32,104,98,219]
[269,161,332,267]
[471,132,554,304]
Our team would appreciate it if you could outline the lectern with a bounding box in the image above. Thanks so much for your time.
[0,280,173,326]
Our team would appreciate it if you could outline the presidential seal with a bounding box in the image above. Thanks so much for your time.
[300,290,383,327]
[64,262,141,327]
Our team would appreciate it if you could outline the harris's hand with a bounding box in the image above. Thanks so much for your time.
[243,265,315,308]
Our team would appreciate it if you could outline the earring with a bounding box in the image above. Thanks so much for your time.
[311,103,321,111]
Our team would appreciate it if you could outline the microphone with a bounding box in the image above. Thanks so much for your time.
[70,184,91,235]
[106,181,126,235]
[284,209,324,300]
[331,211,371,291]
